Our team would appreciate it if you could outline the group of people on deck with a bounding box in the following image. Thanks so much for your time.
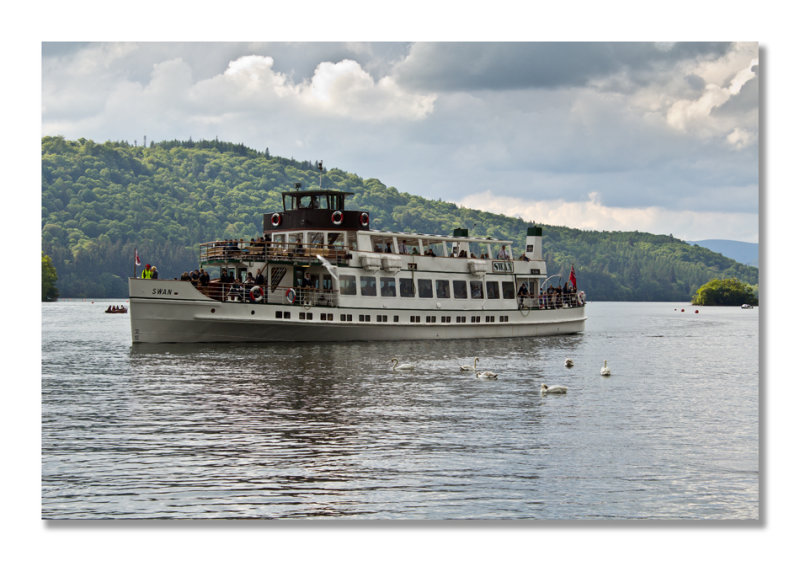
[517,280,580,309]
[140,264,158,279]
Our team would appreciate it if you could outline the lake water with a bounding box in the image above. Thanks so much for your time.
[41,300,759,520]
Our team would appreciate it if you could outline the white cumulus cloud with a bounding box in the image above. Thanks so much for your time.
[455,190,758,242]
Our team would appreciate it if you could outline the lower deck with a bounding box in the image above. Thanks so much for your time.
[130,279,586,344]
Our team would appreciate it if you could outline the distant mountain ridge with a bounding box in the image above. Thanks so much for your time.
[687,239,759,268]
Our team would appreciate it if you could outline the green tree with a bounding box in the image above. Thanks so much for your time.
[691,278,758,306]
[42,252,59,301]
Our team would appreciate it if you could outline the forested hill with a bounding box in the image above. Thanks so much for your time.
[41,136,758,299]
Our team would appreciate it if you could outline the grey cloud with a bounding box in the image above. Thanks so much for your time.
[392,42,732,92]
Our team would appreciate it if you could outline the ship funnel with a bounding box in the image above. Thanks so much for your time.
[526,226,543,260]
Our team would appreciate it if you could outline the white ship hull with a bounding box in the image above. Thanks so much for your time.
[130,279,586,344]
[130,187,588,344]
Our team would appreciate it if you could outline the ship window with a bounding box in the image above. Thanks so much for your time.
[486,281,500,299]
[418,279,433,298]
[502,281,515,299]
[436,280,450,299]
[360,276,377,296]
[470,281,484,299]
[400,278,415,297]
[339,275,357,295]
[309,232,325,249]
[453,280,468,299]
[380,277,397,297]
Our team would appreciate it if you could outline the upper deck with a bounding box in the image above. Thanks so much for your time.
[198,186,548,282]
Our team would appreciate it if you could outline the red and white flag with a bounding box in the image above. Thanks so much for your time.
[135,249,141,267]
[569,265,577,289]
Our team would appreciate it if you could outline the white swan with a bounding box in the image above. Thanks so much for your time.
[600,360,611,376]
[390,358,415,371]
[564,358,574,368]
[476,371,497,379]
[540,383,567,394]
[460,357,479,371]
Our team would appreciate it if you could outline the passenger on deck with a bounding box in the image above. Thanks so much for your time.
[399,240,408,254]
[255,268,265,286]
[229,280,244,301]
[497,245,510,260]
[150,266,159,279]
[199,269,210,286]
[245,272,256,285]
[517,283,529,304]
[141,264,152,279]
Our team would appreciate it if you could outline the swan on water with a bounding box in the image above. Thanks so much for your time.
[390,358,415,371]
[540,383,568,394]
[460,357,479,371]
[476,371,497,379]
[601,360,611,376]
[564,358,574,368]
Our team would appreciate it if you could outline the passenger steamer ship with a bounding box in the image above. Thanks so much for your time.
[129,187,586,343]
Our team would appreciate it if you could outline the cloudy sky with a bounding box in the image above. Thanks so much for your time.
[41,40,759,242]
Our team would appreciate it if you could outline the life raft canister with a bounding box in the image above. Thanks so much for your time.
[271,213,282,227]
[360,212,369,227]
[250,285,264,302]
[331,210,344,225]
[285,287,296,304]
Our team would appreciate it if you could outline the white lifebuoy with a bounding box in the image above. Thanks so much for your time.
[578,291,586,305]
[285,288,296,304]
[360,212,369,227]
[249,285,264,302]
[331,210,343,225]
[271,213,282,227]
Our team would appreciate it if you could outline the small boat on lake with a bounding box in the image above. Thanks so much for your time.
[129,181,587,343]
[105,305,128,314]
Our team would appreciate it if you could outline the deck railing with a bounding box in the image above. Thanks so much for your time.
[520,292,585,309]
[200,241,349,265]
[195,282,339,307]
